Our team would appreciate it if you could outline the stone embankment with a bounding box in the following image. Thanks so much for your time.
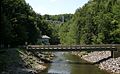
[72,51,120,74]
[19,50,54,73]
[81,51,111,63]
[0,48,54,74]
[99,57,120,74]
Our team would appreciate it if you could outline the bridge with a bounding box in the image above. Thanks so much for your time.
[25,44,120,58]
[26,44,119,51]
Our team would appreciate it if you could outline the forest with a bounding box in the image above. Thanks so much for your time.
[0,0,120,47]
[0,0,59,47]
[59,0,120,45]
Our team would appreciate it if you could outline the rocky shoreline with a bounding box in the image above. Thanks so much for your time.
[19,49,54,74]
[99,57,120,74]
[0,48,54,74]
[72,51,120,74]
[81,51,111,63]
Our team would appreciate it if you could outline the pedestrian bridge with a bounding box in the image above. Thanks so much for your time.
[26,44,119,52]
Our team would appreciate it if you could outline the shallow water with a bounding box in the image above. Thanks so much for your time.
[41,52,110,74]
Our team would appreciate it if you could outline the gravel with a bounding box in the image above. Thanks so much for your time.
[81,51,111,63]
[81,51,120,74]
[99,57,120,74]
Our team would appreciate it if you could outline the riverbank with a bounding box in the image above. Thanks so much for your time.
[99,57,120,74]
[72,51,120,74]
[81,51,111,63]
[0,48,54,74]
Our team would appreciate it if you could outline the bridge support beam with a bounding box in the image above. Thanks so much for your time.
[111,50,114,58]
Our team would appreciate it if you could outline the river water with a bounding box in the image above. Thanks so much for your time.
[41,52,110,74]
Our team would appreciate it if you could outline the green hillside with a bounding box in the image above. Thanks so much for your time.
[59,0,120,45]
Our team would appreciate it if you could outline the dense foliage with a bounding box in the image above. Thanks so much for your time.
[0,0,52,47]
[59,0,120,45]
[43,14,73,22]
[42,14,73,45]
[1,0,120,47]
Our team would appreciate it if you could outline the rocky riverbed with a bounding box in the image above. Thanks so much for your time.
[99,57,120,74]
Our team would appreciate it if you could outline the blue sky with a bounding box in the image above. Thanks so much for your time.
[25,0,89,15]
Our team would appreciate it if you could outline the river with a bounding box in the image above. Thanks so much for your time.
[41,52,110,74]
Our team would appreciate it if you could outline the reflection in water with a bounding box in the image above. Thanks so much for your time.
[48,52,71,74]
[41,52,109,74]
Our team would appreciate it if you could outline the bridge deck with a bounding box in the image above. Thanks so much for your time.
[26,44,119,51]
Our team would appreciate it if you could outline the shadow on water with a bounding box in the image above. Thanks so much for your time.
[47,61,95,65]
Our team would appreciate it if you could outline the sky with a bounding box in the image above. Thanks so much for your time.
[25,0,89,15]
